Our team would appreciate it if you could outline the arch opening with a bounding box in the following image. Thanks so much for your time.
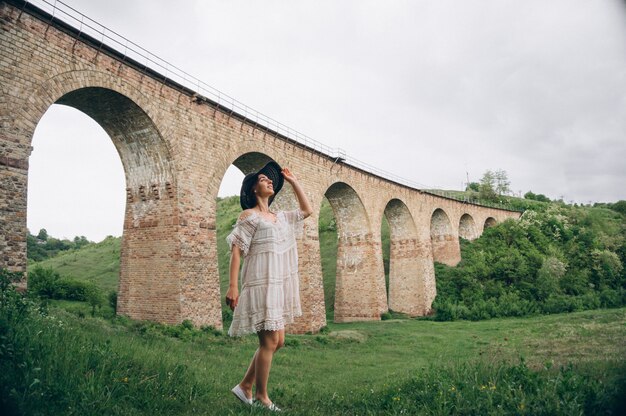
[383,199,424,316]
[430,208,461,266]
[459,213,478,241]
[27,104,125,311]
[484,217,497,230]
[23,86,179,324]
[321,182,380,322]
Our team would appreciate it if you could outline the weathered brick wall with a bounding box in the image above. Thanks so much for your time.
[0,1,522,333]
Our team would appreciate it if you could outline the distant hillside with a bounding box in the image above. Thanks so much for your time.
[30,236,121,294]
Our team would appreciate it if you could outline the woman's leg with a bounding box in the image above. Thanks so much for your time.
[238,348,258,400]
[254,329,284,405]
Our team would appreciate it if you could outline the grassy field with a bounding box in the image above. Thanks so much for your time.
[19,197,626,413]
[2,283,625,415]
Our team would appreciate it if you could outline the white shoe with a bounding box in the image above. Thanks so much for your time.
[253,400,282,412]
[231,384,252,405]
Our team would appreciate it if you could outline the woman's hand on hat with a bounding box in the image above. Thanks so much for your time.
[282,167,298,184]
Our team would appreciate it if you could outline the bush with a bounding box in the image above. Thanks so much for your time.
[434,203,626,321]
[608,200,626,215]
[329,359,626,415]
[27,267,101,306]
[579,291,601,309]
[54,278,91,301]
[84,285,104,317]
[541,295,583,314]
[108,290,117,310]
[28,266,61,299]
[433,301,470,321]
[599,288,622,308]
[380,311,392,320]
[525,191,551,202]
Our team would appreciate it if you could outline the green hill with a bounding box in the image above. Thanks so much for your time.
[30,236,121,294]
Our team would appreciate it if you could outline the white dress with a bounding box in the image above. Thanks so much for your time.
[226,209,304,337]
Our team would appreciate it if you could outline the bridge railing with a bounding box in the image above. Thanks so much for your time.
[20,0,520,213]
[421,190,522,212]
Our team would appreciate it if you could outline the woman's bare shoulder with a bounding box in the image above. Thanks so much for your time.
[238,209,257,221]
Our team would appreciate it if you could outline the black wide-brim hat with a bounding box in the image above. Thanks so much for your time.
[239,161,284,210]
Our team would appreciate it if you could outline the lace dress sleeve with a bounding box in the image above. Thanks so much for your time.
[226,212,259,256]
[283,209,305,237]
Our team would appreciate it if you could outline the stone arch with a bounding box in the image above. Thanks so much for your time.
[484,217,497,230]
[323,181,380,322]
[17,70,175,146]
[55,87,175,189]
[50,87,180,323]
[430,208,461,266]
[383,198,425,316]
[1,67,185,323]
[459,213,478,241]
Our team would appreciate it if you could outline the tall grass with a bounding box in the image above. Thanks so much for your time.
[2,269,625,415]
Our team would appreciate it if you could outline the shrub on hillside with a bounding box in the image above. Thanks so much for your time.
[28,266,103,308]
[108,290,117,310]
[28,266,61,299]
[434,205,626,321]
[54,278,91,301]
[608,200,626,216]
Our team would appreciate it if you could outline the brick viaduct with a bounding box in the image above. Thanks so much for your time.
[0,0,521,333]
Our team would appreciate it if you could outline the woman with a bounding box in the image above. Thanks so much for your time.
[225,161,312,411]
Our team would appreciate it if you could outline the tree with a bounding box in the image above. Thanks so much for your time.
[466,182,480,192]
[609,200,626,216]
[85,284,104,317]
[494,169,511,195]
[525,191,551,203]
[37,228,48,241]
[479,170,498,201]
[28,266,61,299]
[73,236,90,249]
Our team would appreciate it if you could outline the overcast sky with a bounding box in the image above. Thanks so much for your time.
[27,0,626,241]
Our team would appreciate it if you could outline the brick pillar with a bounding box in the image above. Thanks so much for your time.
[371,233,388,315]
[177,202,223,330]
[0,130,30,286]
[287,214,327,333]
[415,236,437,315]
[117,188,183,324]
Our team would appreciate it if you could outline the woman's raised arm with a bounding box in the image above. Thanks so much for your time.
[281,167,313,219]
